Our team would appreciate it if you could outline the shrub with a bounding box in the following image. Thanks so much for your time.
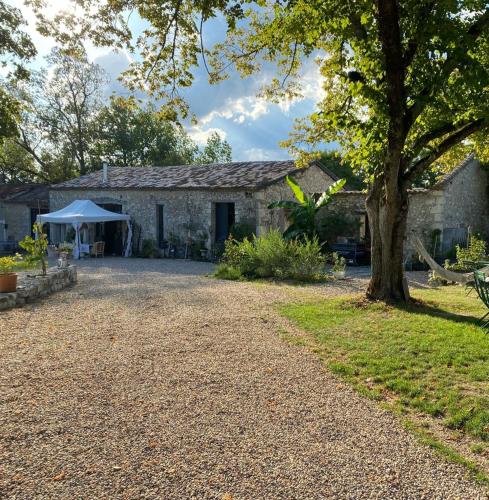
[217,230,326,282]
[445,234,487,271]
[0,254,28,274]
[214,263,243,280]
[19,223,48,276]
[141,238,158,258]
[229,221,255,241]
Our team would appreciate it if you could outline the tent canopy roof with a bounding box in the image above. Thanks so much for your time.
[38,199,130,223]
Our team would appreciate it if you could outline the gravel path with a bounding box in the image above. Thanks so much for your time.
[0,258,486,499]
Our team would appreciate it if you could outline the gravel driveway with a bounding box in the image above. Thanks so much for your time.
[0,258,486,499]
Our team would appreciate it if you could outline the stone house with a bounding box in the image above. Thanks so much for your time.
[49,155,488,261]
[0,184,49,243]
[49,161,338,254]
[324,155,489,262]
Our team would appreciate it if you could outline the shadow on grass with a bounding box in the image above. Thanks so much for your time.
[395,300,485,328]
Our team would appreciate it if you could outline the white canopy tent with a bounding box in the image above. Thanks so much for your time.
[37,200,132,259]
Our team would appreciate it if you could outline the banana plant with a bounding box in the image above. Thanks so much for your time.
[268,176,346,240]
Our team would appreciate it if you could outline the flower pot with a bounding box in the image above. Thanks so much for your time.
[332,270,346,279]
[0,273,17,293]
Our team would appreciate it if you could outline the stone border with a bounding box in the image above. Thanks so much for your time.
[0,266,77,311]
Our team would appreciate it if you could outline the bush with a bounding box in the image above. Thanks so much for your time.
[141,238,158,258]
[445,234,487,271]
[229,221,255,241]
[216,230,326,282]
[214,263,243,280]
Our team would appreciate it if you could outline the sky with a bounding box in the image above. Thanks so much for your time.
[15,1,333,161]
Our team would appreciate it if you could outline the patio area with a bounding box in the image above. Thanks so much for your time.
[0,259,484,498]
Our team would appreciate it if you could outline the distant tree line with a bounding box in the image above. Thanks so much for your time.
[0,46,232,184]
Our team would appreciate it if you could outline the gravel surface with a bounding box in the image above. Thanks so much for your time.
[0,258,486,499]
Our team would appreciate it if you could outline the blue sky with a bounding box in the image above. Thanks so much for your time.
[16,1,333,161]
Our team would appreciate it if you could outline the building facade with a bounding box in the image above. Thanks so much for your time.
[49,161,337,253]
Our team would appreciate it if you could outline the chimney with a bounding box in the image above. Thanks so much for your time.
[102,162,108,183]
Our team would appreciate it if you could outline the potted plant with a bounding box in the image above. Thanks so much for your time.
[332,252,347,279]
[0,254,26,293]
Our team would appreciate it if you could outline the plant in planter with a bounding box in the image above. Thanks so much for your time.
[331,252,347,279]
[0,254,28,293]
[141,238,158,258]
[19,223,49,276]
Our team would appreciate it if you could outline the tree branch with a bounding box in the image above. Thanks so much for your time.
[404,118,486,182]
[402,1,436,68]
[408,9,489,125]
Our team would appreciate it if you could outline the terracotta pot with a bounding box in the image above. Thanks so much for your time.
[0,273,17,293]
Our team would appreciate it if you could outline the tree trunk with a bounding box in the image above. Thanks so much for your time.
[366,175,410,302]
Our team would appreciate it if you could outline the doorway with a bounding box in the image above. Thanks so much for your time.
[215,202,235,242]
[96,203,123,255]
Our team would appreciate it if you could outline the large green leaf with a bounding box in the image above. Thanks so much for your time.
[285,175,306,204]
[316,178,346,208]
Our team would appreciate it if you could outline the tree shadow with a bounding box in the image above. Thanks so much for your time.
[395,299,486,328]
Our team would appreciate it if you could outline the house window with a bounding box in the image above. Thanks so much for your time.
[156,204,165,248]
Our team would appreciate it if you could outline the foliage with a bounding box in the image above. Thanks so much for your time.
[93,96,198,168]
[319,151,365,191]
[195,131,232,164]
[456,235,487,264]
[281,286,489,442]
[214,263,244,281]
[141,238,158,258]
[446,234,488,272]
[0,0,36,141]
[36,0,489,300]
[316,212,361,249]
[268,176,346,240]
[57,245,73,255]
[229,221,255,242]
[18,223,48,276]
[0,254,28,274]
[216,230,326,282]
[3,81,232,183]
[331,252,346,273]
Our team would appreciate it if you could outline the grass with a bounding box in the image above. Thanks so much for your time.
[280,286,489,441]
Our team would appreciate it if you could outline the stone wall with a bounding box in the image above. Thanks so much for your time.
[0,265,77,311]
[320,158,489,260]
[50,188,257,250]
[0,203,32,241]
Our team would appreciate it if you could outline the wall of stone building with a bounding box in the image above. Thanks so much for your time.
[255,163,337,234]
[437,158,489,235]
[0,203,32,241]
[49,188,257,249]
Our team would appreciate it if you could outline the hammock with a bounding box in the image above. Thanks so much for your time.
[412,236,477,285]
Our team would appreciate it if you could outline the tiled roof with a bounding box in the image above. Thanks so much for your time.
[52,160,337,191]
[0,183,49,207]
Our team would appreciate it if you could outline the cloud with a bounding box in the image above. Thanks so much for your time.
[187,126,227,146]
[241,147,286,161]
[200,95,269,126]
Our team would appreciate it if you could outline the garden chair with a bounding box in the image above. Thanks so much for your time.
[90,241,105,258]
[473,271,489,328]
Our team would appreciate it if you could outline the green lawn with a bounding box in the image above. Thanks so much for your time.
[280,286,489,441]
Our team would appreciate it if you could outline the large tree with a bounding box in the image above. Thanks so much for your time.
[0,1,36,141]
[32,1,489,300]
[94,96,232,166]
[11,48,107,179]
